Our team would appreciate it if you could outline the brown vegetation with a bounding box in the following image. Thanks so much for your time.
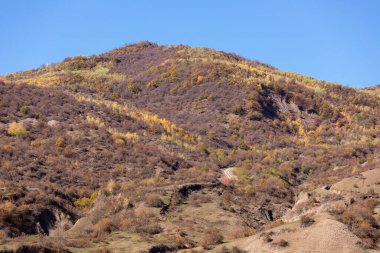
[201,228,224,247]
[337,199,379,248]
[300,215,315,228]
[0,42,379,251]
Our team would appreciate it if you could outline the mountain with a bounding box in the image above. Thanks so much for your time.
[0,42,379,252]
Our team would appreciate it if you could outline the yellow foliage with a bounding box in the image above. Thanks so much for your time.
[114,138,125,145]
[75,94,201,149]
[11,72,60,87]
[85,114,139,142]
[106,179,117,194]
[123,198,130,208]
[109,128,139,142]
[19,105,30,114]
[147,78,159,88]
[86,115,105,127]
[140,176,165,186]
[235,167,249,181]
[244,185,255,195]
[7,122,27,137]
[161,133,197,151]
[55,136,66,148]
[75,94,129,113]
[294,119,306,136]
[73,191,98,213]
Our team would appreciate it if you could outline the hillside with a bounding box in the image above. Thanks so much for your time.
[0,42,379,252]
[364,85,380,98]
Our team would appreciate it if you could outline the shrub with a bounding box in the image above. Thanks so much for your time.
[0,229,7,239]
[319,104,334,119]
[38,236,66,251]
[135,224,163,235]
[198,91,208,100]
[231,104,246,116]
[106,180,117,195]
[235,167,249,181]
[7,122,27,137]
[300,215,315,227]
[260,232,274,243]
[74,192,98,213]
[188,193,212,207]
[126,79,140,93]
[339,199,379,248]
[228,228,254,239]
[221,190,232,203]
[244,185,255,195]
[19,105,30,114]
[248,111,263,121]
[114,138,125,145]
[92,218,113,237]
[147,78,159,88]
[171,192,182,206]
[273,239,289,247]
[145,194,164,207]
[202,228,224,247]
[196,75,204,84]
[0,205,35,235]
[74,197,92,213]
[55,137,67,148]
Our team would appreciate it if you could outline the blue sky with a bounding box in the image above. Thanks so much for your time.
[1,1,379,88]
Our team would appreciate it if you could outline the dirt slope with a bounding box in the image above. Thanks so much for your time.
[215,215,378,253]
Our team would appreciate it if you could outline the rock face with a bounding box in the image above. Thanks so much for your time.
[259,207,274,221]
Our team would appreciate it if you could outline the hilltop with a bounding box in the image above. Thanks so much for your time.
[0,42,379,252]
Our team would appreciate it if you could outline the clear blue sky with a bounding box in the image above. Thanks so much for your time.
[1,0,379,88]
